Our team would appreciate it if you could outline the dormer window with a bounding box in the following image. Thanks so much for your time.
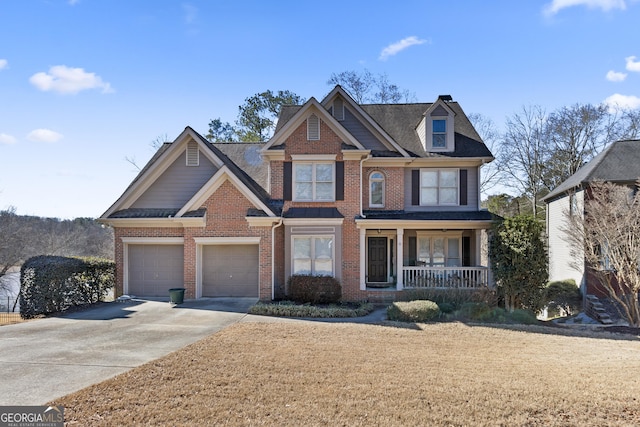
[432,119,446,148]
[307,114,320,140]
[418,97,456,152]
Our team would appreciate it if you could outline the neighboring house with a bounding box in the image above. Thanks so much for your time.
[542,139,640,297]
[99,86,495,301]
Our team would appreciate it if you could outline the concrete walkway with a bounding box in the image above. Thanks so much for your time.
[0,298,257,405]
[0,298,387,405]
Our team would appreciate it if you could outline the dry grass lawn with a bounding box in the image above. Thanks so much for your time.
[52,321,640,426]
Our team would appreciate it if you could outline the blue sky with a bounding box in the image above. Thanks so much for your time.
[1,0,639,219]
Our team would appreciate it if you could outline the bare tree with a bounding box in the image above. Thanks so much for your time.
[327,69,416,104]
[543,104,619,190]
[499,106,549,217]
[125,133,171,171]
[468,113,502,194]
[564,181,640,327]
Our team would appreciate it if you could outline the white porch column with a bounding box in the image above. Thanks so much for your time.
[360,228,366,290]
[396,228,404,289]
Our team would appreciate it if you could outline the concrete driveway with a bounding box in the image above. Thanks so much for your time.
[0,298,256,405]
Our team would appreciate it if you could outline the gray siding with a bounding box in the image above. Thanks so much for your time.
[341,108,388,151]
[132,150,218,209]
[403,167,479,211]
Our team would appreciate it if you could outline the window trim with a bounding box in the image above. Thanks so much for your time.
[431,119,447,149]
[419,168,459,206]
[369,171,385,208]
[293,162,335,202]
[415,232,462,267]
[291,235,335,277]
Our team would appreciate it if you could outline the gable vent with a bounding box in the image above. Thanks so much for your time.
[307,114,320,140]
[333,98,344,121]
[186,141,199,166]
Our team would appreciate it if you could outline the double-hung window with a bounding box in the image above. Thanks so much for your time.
[417,235,461,267]
[292,236,334,276]
[420,169,458,205]
[432,119,446,148]
[294,163,334,201]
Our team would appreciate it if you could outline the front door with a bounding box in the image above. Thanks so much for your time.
[368,237,388,282]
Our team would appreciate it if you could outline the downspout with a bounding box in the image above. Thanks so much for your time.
[271,217,283,301]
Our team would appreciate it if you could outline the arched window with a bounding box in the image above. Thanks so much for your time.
[369,171,385,207]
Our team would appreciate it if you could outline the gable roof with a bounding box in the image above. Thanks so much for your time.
[543,139,640,202]
[264,97,366,151]
[274,89,492,159]
[101,127,278,220]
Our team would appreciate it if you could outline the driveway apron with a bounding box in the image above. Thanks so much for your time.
[0,298,256,405]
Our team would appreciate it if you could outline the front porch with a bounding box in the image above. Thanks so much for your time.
[356,219,494,292]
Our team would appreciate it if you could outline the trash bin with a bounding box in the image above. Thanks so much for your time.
[169,288,185,304]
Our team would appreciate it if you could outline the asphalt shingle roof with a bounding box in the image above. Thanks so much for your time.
[543,139,640,201]
[276,102,492,158]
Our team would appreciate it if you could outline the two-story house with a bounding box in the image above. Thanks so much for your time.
[99,86,495,301]
[543,139,640,298]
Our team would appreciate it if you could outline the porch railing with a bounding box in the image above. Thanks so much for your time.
[403,266,489,289]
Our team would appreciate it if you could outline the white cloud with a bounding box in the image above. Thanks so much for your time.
[625,55,640,72]
[604,93,640,111]
[606,70,627,81]
[27,129,64,143]
[0,59,7,70]
[68,0,80,4]
[29,65,113,95]
[183,3,198,24]
[379,36,429,61]
[543,0,626,15]
[0,133,17,144]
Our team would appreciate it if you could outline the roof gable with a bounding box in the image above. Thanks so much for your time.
[320,86,410,157]
[543,139,640,201]
[263,97,366,151]
[102,127,277,219]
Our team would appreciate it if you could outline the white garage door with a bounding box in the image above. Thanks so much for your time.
[128,245,184,297]
[202,245,259,297]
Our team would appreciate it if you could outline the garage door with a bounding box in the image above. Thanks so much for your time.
[202,245,259,297]
[128,245,184,297]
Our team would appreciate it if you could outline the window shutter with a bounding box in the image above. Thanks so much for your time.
[408,236,417,266]
[459,169,468,205]
[462,236,471,266]
[335,161,344,201]
[411,170,420,206]
[307,114,320,140]
[283,162,292,201]
[186,141,199,166]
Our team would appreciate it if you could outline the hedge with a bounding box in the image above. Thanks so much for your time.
[20,255,115,318]
[287,275,342,304]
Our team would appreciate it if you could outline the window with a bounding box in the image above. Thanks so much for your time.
[293,236,334,276]
[420,169,458,205]
[369,171,385,207]
[432,119,446,148]
[569,193,578,216]
[417,236,461,267]
[294,163,334,201]
[307,114,320,140]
